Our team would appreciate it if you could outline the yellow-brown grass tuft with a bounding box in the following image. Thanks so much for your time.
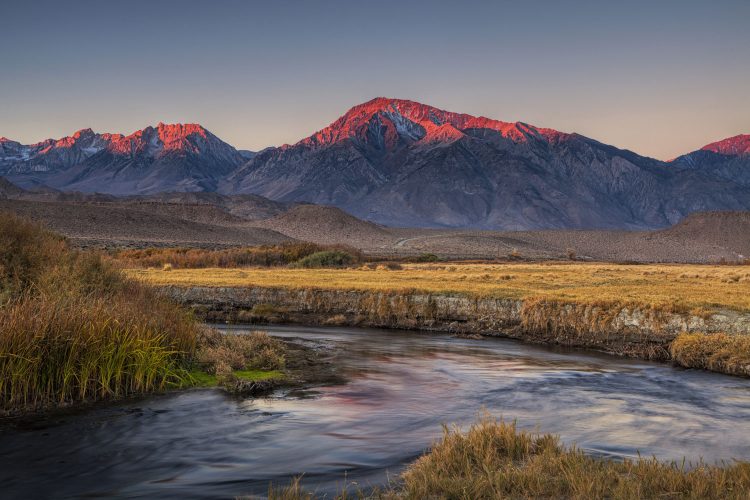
[399,415,750,499]
[671,332,750,377]
[196,330,285,375]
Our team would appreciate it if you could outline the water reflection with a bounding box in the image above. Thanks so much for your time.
[1,324,749,498]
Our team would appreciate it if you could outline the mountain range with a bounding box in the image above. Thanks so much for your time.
[1,123,245,194]
[2,98,748,229]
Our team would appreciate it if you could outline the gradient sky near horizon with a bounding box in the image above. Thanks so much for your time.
[1,0,749,160]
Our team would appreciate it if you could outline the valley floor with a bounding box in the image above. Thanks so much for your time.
[2,197,749,263]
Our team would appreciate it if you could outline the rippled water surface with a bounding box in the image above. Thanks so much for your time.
[2,325,750,498]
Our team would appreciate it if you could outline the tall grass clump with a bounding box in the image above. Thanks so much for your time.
[195,330,285,375]
[398,415,750,499]
[0,212,198,413]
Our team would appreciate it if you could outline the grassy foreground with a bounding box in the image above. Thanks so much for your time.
[0,213,288,413]
[128,262,750,312]
[0,213,199,412]
[267,416,750,499]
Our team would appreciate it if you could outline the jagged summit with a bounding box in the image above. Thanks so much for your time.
[106,123,225,157]
[0,122,245,195]
[300,97,569,150]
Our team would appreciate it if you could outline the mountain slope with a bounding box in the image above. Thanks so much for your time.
[671,134,750,186]
[224,98,750,229]
[253,204,395,246]
[2,124,246,194]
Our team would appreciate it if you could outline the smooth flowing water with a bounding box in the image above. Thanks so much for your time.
[3,325,750,499]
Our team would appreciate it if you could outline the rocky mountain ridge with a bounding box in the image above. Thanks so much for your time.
[225,98,750,229]
[2,123,245,194]
[2,99,748,229]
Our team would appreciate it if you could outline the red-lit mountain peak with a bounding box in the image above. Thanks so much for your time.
[157,122,209,144]
[701,134,750,156]
[300,97,566,150]
[107,123,223,156]
[53,128,97,149]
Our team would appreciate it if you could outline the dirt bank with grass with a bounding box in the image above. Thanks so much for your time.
[156,284,750,377]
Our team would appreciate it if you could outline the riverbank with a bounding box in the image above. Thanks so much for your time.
[130,263,750,377]
[1,332,340,425]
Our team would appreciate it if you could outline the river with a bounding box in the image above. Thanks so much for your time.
[2,324,750,498]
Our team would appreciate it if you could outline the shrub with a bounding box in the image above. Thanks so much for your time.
[375,262,403,271]
[112,242,363,269]
[292,250,357,268]
[413,253,439,263]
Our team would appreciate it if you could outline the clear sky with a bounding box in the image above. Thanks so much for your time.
[1,0,748,159]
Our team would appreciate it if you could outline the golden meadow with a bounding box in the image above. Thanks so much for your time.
[128,262,750,313]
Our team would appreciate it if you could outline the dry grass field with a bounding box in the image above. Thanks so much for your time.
[128,262,750,313]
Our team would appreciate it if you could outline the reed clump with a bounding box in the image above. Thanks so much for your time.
[0,212,198,413]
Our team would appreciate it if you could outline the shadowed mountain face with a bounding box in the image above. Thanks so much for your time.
[2,99,749,229]
[223,98,750,229]
[671,134,750,187]
[1,124,246,194]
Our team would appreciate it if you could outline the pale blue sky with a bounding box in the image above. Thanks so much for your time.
[1,0,748,159]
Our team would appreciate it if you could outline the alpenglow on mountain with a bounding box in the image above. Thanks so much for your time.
[2,98,749,229]
[1,123,245,194]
